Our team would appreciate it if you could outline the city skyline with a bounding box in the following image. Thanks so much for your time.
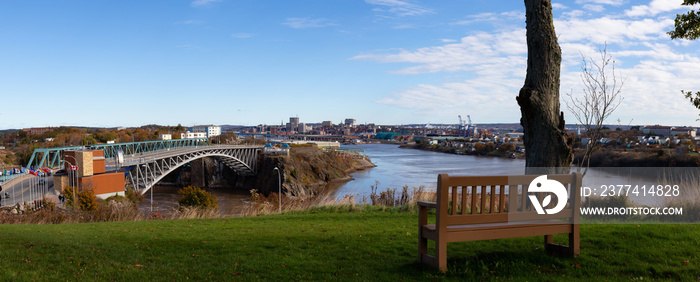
[1,0,699,130]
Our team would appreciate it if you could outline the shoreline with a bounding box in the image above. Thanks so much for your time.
[397,142,524,160]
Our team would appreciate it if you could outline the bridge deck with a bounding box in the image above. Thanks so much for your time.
[107,145,261,167]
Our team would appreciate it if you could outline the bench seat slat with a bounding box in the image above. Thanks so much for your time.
[443,175,509,187]
[445,224,573,242]
[423,220,573,243]
[445,213,510,225]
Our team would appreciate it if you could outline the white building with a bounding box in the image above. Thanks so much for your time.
[180,131,207,139]
[189,125,221,138]
[642,125,673,136]
[160,134,172,140]
[671,127,697,137]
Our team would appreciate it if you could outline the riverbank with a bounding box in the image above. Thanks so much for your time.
[250,145,376,198]
[398,142,524,159]
[575,147,700,167]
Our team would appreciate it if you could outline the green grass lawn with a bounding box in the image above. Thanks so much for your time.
[1,206,699,280]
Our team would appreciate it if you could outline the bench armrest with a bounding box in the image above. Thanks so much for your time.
[417,201,437,209]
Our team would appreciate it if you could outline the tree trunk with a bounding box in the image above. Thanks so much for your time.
[517,0,572,172]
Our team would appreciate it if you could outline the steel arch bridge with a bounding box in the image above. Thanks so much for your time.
[121,145,262,194]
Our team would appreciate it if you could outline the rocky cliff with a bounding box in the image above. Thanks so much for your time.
[249,145,375,197]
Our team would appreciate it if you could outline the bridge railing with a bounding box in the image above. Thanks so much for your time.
[26,138,210,169]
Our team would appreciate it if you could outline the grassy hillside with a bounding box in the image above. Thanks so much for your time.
[1,206,699,280]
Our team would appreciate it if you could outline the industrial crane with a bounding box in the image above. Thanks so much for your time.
[466,115,472,137]
[458,115,473,137]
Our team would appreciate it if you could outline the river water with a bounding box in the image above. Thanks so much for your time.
[332,144,525,198]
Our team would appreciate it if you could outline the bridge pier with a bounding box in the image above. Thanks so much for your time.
[190,158,207,188]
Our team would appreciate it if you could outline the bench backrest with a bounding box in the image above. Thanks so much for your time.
[436,173,581,228]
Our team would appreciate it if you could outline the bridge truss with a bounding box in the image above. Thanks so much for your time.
[125,146,261,194]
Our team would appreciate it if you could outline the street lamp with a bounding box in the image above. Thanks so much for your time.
[64,154,79,211]
[273,167,281,213]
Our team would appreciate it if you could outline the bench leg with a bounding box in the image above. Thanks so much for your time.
[569,224,580,257]
[544,234,554,253]
[418,207,428,264]
[544,230,580,257]
[436,240,447,271]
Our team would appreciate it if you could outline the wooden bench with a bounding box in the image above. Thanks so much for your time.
[418,173,581,271]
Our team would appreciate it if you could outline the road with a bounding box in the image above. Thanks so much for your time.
[0,175,54,208]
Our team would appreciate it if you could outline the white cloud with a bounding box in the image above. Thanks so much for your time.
[555,17,675,44]
[451,11,524,25]
[625,0,684,17]
[575,0,625,6]
[365,0,433,16]
[440,39,457,43]
[232,33,254,38]
[355,1,700,124]
[191,0,221,7]
[583,4,605,12]
[393,24,416,29]
[552,3,569,10]
[283,18,338,29]
[175,20,203,25]
[352,29,526,75]
[562,9,586,18]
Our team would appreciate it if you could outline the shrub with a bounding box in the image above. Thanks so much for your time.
[497,143,516,153]
[177,186,219,210]
[77,189,98,212]
[62,186,77,208]
[125,186,145,204]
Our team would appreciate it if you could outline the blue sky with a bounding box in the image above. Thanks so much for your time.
[1,0,699,129]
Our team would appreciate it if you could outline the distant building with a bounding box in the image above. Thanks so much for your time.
[345,118,356,127]
[671,127,696,137]
[298,122,312,134]
[322,121,333,127]
[160,134,172,140]
[189,125,221,138]
[642,125,673,136]
[505,133,524,139]
[22,127,54,136]
[180,131,206,139]
[287,117,300,133]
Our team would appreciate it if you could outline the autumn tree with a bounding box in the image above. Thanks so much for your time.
[517,0,572,172]
[668,0,700,116]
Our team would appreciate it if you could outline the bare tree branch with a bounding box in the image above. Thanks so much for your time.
[564,44,625,177]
